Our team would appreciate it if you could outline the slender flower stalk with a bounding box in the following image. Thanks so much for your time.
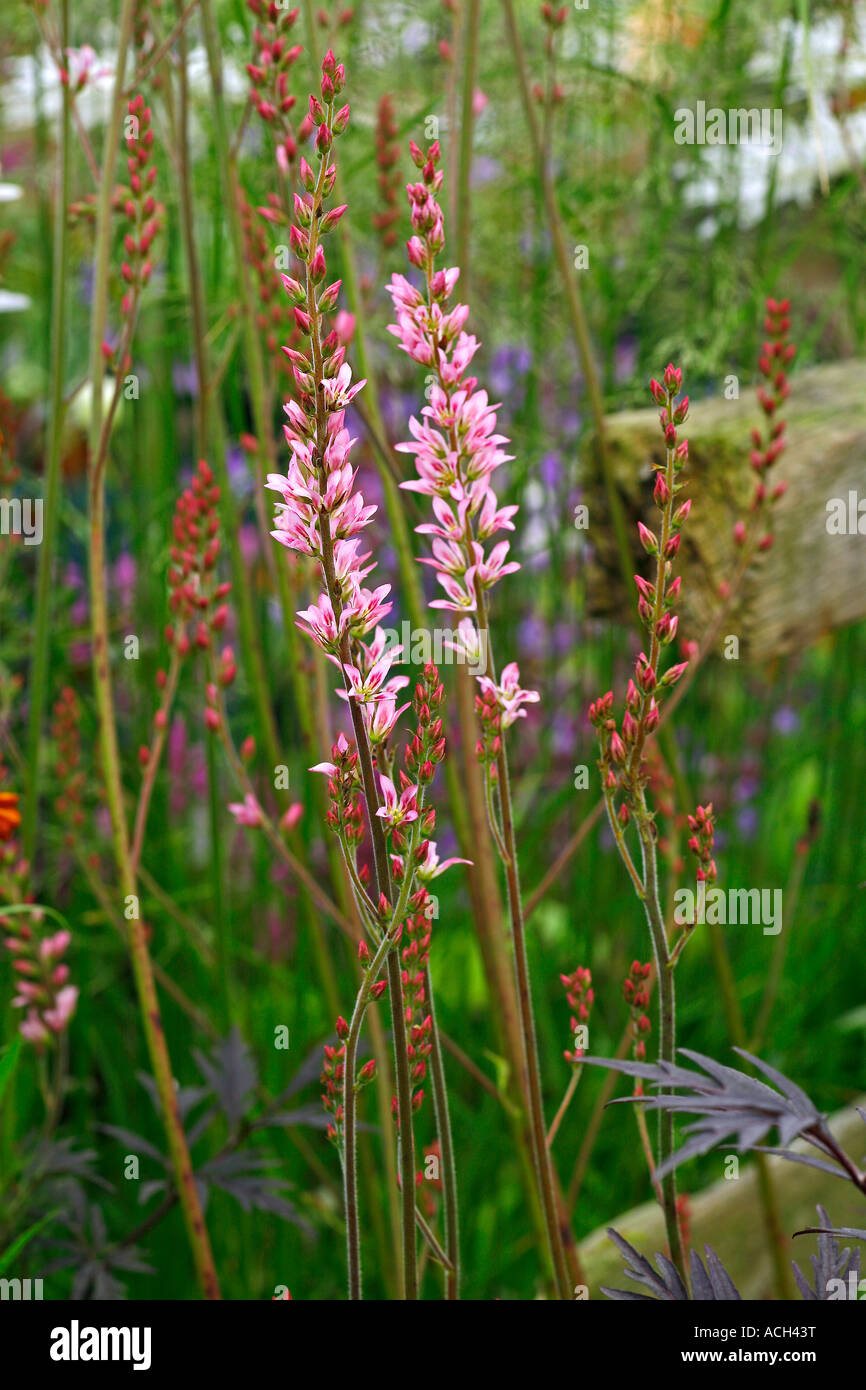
[590,362,692,1281]
[386,140,571,1299]
[263,53,462,1300]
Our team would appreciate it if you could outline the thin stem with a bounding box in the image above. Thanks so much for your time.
[84,0,220,1301]
[130,648,181,875]
[546,1067,580,1151]
[424,964,459,1299]
[23,0,70,864]
[635,795,685,1282]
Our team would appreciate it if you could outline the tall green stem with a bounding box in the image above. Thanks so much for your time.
[24,0,70,863]
[85,0,220,1300]
[635,800,686,1281]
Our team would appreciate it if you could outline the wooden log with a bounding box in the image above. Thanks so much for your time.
[577,1096,866,1299]
[585,362,866,658]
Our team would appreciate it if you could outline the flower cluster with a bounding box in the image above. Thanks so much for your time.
[265,57,395,723]
[687,803,717,883]
[166,460,231,657]
[532,4,566,105]
[321,1017,377,1145]
[386,139,538,747]
[560,965,593,1063]
[732,297,795,557]
[239,191,298,370]
[246,0,304,157]
[320,1034,346,1143]
[59,45,109,93]
[116,95,162,323]
[372,94,401,251]
[623,960,652,1062]
[53,687,86,844]
[3,920,78,1047]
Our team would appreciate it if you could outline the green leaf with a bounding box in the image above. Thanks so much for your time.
[0,1212,55,1276]
[0,1036,22,1107]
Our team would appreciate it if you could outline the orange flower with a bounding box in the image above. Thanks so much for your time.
[0,791,20,841]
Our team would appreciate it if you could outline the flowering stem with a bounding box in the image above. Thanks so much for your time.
[635,799,686,1280]
[546,1066,581,1151]
[424,964,459,1298]
[478,613,571,1298]
[343,926,393,1299]
[300,116,417,1300]
[342,814,423,1299]
[84,0,220,1300]
[130,648,181,875]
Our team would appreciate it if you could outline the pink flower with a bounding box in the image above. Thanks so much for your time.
[19,1012,50,1044]
[477,663,540,727]
[429,569,478,613]
[442,616,487,670]
[335,310,355,344]
[228,794,263,827]
[39,930,71,961]
[375,774,419,830]
[415,841,472,881]
[43,985,79,1033]
[365,696,411,744]
[296,593,342,653]
[321,363,366,410]
[342,652,399,703]
[280,802,304,833]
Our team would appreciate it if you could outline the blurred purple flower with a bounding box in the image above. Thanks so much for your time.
[113,552,136,608]
[239,523,260,567]
[519,613,547,659]
[172,360,198,397]
[226,445,253,498]
[488,344,530,398]
[470,155,503,188]
[614,334,638,383]
[772,705,800,736]
[540,450,561,489]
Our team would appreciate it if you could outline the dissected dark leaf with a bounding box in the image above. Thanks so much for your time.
[99,1125,165,1165]
[197,1149,313,1236]
[193,1028,258,1129]
[792,1206,863,1299]
[25,1137,112,1191]
[601,1227,741,1301]
[582,1048,823,1178]
[136,1070,211,1122]
[263,1104,374,1132]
